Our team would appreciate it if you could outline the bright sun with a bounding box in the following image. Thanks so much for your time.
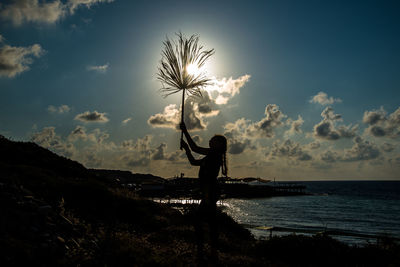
[186,63,201,76]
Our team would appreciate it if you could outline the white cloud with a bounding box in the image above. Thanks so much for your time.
[224,118,250,138]
[151,143,182,161]
[68,125,87,141]
[310,91,342,106]
[122,117,132,125]
[363,107,386,125]
[223,118,253,154]
[29,117,400,179]
[0,42,44,78]
[247,104,286,138]
[320,106,342,121]
[223,105,292,154]
[67,0,114,13]
[182,100,207,130]
[194,90,220,117]
[0,0,65,25]
[207,75,251,104]
[68,126,109,145]
[83,150,102,168]
[320,150,341,163]
[223,124,254,156]
[31,126,75,157]
[381,142,395,152]
[307,141,320,150]
[313,121,340,140]
[147,100,206,131]
[313,107,358,140]
[148,74,250,132]
[269,139,312,161]
[285,115,304,136]
[48,104,70,114]
[120,135,182,167]
[363,106,400,138]
[228,138,252,155]
[192,135,202,143]
[0,0,114,26]
[343,136,381,161]
[223,104,287,154]
[74,110,109,123]
[121,135,152,151]
[87,63,109,73]
[316,137,384,164]
[147,104,180,129]
[30,125,188,173]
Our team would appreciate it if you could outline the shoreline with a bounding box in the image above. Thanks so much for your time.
[149,197,400,246]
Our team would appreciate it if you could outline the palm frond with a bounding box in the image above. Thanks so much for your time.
[157,32,215,97]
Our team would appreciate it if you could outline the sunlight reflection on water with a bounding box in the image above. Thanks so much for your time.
[222,181,400,245]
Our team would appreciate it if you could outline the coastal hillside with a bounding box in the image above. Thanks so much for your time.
[0,135,399,266]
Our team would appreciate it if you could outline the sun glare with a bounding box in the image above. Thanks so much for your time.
[186,63,201,76]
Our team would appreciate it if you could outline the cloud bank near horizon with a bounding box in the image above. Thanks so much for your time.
[27,89,400,179]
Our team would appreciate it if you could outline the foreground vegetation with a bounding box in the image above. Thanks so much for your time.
[1,135,399,266]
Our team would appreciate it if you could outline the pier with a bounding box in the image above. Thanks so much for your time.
[137,177,307,199]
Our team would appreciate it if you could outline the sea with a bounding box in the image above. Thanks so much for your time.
[222,181,400,245]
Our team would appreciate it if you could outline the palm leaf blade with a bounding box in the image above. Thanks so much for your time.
[157,32,214,96]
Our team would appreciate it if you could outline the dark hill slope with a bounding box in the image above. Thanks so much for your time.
[0,136,253,266]
[0,135,177,227]
[0,135,86,178]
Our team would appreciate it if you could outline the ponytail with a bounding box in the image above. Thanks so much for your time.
[211,134,228,177]
[221,151,228,177]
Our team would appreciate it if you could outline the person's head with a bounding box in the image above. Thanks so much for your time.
[209,135,228,176]
[209,135,227,154]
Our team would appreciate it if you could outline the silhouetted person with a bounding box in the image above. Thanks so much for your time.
[180,122,228,264]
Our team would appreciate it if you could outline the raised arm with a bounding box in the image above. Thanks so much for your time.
[181,140,202,166]
[180,123,209,155]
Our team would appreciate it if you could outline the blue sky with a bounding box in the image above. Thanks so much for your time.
[1,0,399,180]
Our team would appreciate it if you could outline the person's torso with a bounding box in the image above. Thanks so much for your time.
[198,153,221,201]
[198,153,221,180]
